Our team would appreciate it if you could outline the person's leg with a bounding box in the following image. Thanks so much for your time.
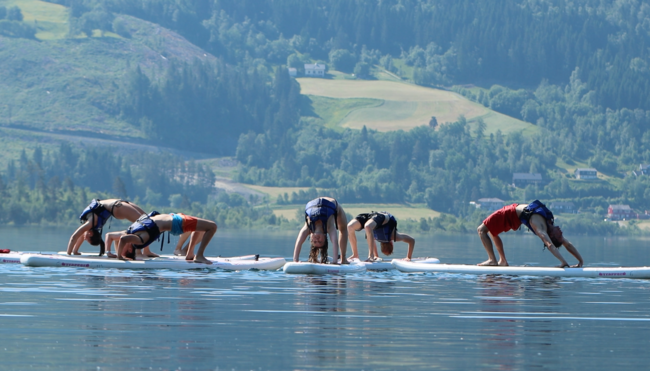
[192,218,217,264]
[492,234,508,266]
[364,220,378,261]
[174,232,192,255]
[346,220,361,260]
[184,231,205,261]
[477,223,499,266]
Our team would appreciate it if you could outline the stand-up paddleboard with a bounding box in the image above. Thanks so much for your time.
[0,251,34,264]
[349,257,440,270]
[57,251,259,261]
[392,260,650,279]
[283,261,366,274]
[22,254,286,271]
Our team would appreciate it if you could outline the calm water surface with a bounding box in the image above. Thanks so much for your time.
[1,226,650,370]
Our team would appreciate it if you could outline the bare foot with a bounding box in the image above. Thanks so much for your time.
[173,250,183,256]
[498,261,509,266]
[478,260,498,266]
[106,252,117,258]
[365,257,375,262]
[144,251,159,258]
[185,254,195,261]
[73,252,82,256]
[340,259,350,265]
[194,256,213,265]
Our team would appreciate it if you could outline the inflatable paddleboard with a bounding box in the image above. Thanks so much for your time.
[0,251,31,264]
[22,254,285,271]
[392,260,650,279]
[349,257,440,270]
[283,261,366,274]
[58,251,259,261]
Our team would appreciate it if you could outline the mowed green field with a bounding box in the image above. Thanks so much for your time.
[298,78,537,135]
[0,0,69,39]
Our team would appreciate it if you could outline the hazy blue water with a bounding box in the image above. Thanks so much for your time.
[1,226,650,370]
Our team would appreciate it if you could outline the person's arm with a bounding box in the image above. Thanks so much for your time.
[395,232,415,261]
[347,219,361,260]
[116,234,143,261]
[67,222,91,255]
[104,231,124,258]
[562,239,583,268]
[293,225,310,262]
[328,215,340,264]
[531,221,569,268]
[364,220,378,260]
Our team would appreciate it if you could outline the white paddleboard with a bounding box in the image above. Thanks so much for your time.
[392,260,650,279]
[0,252,32,264]
[58,251,259,261]
[283,261,366,274]
[22,254,285,271]
[349,257,440,270]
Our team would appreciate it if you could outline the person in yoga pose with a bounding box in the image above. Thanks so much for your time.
[477,200,583,268]
[293,197,349,264]
[347,211,415,262]
[116,212,217,264]
[67,199,158,257]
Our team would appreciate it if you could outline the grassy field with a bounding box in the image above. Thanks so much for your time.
[304,96,382,130]
[244,184,318,199]
[297,78,536,135]
[271,203,441,222]
[0,0,69,39]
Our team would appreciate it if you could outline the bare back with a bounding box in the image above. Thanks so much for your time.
[101,199,146,222]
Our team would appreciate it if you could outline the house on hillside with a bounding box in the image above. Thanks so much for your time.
[607,204,636,220]
[288,67,297,77]
[574,168,598,179]
[470,198,505,212]
[305,63,326,77]
[512,173,542,188]
[549,201,576,214]
[638,164,650,176]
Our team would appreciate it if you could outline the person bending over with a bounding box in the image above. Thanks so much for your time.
[67,199,158,258]
[347,211,415,262]
[477,200,583,268]
[293,197,349,264]
[116,212,217,264]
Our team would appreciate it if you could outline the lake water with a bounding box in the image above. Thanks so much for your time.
[1,226,650,370]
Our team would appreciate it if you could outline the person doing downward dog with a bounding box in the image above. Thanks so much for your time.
[67,199,158,258]
[293,197,349,264]
[347,211,415,262]
[116,212,217,264]
[477,200,583,268]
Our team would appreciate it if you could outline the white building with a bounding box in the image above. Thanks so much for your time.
[287,67,297,77]
[471,198,505,212]
[574,168,597,180]
[304,63,326,77]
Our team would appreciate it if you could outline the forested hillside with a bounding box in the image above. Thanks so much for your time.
[1,0,650,232]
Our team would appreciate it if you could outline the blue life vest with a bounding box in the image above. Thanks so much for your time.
[126,211,162,249]
[79,199,112,232]
[519,200,555,232]
[372,212,397,243]
[305,198,338,234]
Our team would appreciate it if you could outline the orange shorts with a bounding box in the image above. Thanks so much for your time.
[179,213,198,232]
